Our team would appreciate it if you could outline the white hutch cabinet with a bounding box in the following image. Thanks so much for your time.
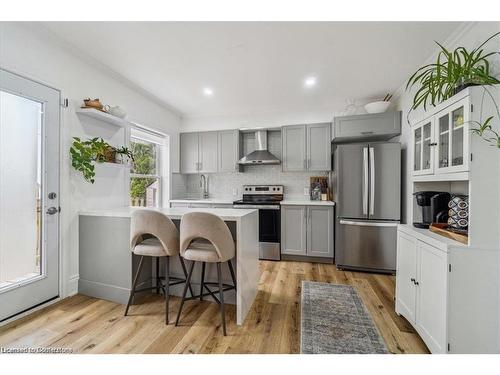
[397,85,500,353]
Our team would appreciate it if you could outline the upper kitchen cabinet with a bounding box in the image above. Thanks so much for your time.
[180,132,199,174]
[282,123,331,172]
[307,123,332,170]
[180,130,240,174]
[218,129,241,172]
[282,125,306,171]
[412,94,471,180]
[198,132,218,173]
[333,111,402,142]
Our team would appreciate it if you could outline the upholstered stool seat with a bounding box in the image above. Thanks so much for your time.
[182,241,220,262]
[175,212,236,336]
[133,238,168,257]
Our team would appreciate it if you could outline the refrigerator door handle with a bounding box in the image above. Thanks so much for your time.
[362,147,368,215]
[369,146,375,216]
[339,219,399,227]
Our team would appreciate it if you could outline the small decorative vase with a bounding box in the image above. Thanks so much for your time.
[448,194,469,230]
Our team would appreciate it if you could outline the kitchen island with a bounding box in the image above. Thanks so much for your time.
[78,207,259,325]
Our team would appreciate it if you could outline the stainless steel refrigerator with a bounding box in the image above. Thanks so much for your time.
[335,142,401,273]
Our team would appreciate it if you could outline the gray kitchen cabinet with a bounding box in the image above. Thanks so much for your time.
[333,111,401,142]
[281,205,307,255]
[198,131,218,173]
[307,206,334,257]
[218,129,240,172]
[180,132,199,174]
[282,125,307,171]
[307,123,331,171]
[281,204,334,258]
[282,123,331,171]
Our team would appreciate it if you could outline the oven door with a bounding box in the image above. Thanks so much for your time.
[259,208,281,260]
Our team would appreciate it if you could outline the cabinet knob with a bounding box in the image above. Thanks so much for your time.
[410,277,415,283]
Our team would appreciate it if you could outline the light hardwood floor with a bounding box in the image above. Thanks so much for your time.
[0,261,429,354]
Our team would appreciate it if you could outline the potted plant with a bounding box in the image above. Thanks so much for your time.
[114,146,135,164]
[406,32,500,148]
[70,137,134,183]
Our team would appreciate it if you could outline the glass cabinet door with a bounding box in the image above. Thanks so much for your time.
[413,126,422,172]
[451,106,465,167]
[413,121,433,175]
[422,122,432,172]
[436,99,468,173]
[438,114,450,169]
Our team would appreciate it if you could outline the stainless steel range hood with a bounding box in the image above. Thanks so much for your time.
[238,130,281,165]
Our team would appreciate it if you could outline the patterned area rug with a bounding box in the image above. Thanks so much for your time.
[301,281,388,354]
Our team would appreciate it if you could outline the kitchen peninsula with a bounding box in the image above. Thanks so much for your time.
[78,207,259,325]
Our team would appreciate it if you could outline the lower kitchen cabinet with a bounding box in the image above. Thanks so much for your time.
[280,205,307,255]
[281,205,334,258]
[396,229,447,354]
[396,225,500,354]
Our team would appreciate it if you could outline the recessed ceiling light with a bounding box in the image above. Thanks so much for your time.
[203,87,214,96]
[304,77,317,88]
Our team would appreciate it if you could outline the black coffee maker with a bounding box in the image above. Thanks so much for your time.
[413,191,451,229]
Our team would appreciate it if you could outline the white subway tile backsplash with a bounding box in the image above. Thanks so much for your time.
[184,166,329,200]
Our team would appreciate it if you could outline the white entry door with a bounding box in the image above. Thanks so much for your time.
[0,69,60,322]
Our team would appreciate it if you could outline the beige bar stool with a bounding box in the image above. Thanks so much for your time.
[124,209,194,324]
[175,212,236,336]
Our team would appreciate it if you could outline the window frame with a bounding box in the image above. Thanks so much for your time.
[129,127,165,208]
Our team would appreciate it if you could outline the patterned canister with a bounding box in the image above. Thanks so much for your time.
[448,194,469,230]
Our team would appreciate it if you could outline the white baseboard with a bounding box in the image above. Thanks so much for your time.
[66,274,79,297]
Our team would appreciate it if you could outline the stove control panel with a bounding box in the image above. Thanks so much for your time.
[242,185,283,195]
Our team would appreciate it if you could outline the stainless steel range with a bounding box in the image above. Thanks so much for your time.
[233,185,283,261]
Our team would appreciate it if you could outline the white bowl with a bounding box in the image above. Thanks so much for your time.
[364,101,391,114]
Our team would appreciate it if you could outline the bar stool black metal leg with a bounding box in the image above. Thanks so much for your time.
[125,255,144,316]
[228,259,236,289]
[179,257,195,297]
[217,262,227,336]
[175,260,195,326]
[165,256,170,324]
[200,262,206,301]
[156,257,160,294]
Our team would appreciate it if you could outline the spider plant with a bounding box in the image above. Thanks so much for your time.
[406,32,500,148]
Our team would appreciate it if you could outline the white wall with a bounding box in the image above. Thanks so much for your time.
[394,22,500,224]
[0,22,182,297]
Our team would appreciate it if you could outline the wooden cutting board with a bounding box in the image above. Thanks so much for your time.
[429,223,468,245]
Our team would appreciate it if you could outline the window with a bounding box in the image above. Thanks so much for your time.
[130,127,165,207]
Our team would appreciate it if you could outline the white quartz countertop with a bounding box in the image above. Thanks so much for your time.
[280,200,336,206]
[79,207,257,221]
[169,198,234,204]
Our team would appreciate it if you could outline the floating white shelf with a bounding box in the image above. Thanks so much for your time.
[76,107,128,127]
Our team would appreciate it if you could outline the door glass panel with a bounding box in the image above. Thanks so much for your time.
[0,91,43,290]
[439,115,449,168]
[451,106,464,166]
[414,127,421,171]
[422,123,431,170]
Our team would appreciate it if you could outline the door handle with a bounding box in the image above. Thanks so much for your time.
[339,220,399,227]
[410,278,415,283]
[369,147,375,216]
[362,147,368,215]
[46,207,59,215]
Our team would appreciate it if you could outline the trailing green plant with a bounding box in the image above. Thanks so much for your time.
[406,32,500,148]
[70,137,134,183]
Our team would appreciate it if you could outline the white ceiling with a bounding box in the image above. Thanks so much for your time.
[41,21,462,118]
